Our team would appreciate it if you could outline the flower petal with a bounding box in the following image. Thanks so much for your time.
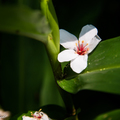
[88,35,102,53]
[58,49,78,62]
[79,25,98,44]
[60,29,78,49]
[70,54,88,73]
[41,113,49,120]
[22,116,35,120]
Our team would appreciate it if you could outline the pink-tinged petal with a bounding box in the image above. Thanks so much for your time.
[79,25,98,44]
[70,54,88,73]
[60,29,78,49]
[88,35,101,53]
[58,49,78,62]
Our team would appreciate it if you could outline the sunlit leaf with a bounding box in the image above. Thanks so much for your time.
[57,36,120,94]
[0,5,51,43]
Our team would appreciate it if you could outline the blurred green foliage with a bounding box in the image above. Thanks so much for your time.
[0,0,64,116]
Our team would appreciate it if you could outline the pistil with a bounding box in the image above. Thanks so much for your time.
[75,40,89,55]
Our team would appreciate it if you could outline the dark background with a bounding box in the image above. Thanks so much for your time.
[53,0,120,40]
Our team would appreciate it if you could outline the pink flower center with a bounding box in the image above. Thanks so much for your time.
[33,115,42,119]
[75,40,89,55]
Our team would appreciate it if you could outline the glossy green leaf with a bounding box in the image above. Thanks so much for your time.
[94,109,120,120]
[0,5,51,43]
[57,36,120,94]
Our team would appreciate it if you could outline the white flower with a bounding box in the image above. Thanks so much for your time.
[58,25,101,73]
[0,109,10,120]
[22,110,50,120]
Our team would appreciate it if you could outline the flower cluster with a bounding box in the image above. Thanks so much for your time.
[22,109,50,120]
[58,25,101,73]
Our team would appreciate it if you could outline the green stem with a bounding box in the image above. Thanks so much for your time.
[41,0,77,118]
[45,38,77,118]
[45,35,62,80]
[57,84,76,117]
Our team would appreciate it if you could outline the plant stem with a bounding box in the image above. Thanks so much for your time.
[45,36,62,79]
[45,41,77,118]
[57,84,76,117]
[41,0,78,119]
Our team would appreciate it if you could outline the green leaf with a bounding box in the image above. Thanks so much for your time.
[94,109,120,120]
[40,0,60,51]
[0,5,51,43]
[57,36,120,94]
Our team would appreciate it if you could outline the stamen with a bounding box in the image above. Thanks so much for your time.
[31,112,33,116]
[75,40,89,55]
[81,51,86,55]
[84,43,88,47]
[39,109,42,112]
[80,41,84,50]
[75,42,80,51]
[83,43,88,49]
[75,51,77,54]
[78,41,81,50]
[82,40,84,43]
